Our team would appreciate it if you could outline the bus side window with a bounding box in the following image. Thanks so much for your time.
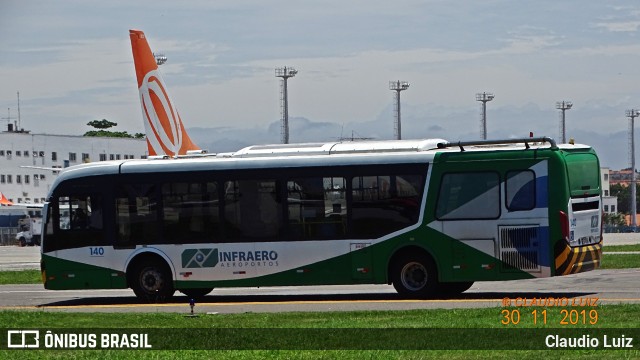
[162,182,220,244]
[505,170,536,211]
[436,172,500,220]
[287,177,347,240]
[58,195,101,231]
[351,174,424,238]
[224,180,281,241]
[115,184,158,246]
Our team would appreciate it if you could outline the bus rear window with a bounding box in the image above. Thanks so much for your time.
[565,153,599,197]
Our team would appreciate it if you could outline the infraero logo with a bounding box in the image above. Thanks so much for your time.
[181,249,219,268]
[180,248,280,269]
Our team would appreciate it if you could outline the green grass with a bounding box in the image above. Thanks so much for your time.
[2,305,639,328]
[604,244,640,252]
[0,306,638,358]
[0,269,40,284]
[600,253,640,269]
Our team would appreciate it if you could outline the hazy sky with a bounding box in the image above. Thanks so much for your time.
[2,1,640,169]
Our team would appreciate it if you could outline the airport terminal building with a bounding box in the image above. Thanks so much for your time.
[1,126,146,204]
[0,126,146,244]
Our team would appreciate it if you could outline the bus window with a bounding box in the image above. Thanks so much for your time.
[505,170,535,211]
[436,172,500,220]
[224,180,281,241]
[44,194,104,251]
[162,182,220,244]
[58,195,101,231]
[351,174,424,238]
[565,153,600,197]
[287,177,347,240]
[115,184,158,246]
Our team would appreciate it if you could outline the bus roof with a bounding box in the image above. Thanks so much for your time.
[230,138,447,157]
[49,136,593,186]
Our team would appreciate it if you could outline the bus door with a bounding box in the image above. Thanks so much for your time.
[43,192,114,289]
[430,160,549,281]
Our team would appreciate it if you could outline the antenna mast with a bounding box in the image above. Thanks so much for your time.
[16,91,21,130]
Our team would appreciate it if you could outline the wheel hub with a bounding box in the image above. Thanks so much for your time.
[401,262,427,291]
[141,269,162,292]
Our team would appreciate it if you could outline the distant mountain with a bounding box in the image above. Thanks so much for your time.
[187,111,631,170]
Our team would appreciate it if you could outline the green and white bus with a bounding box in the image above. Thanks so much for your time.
[40,136,602,301]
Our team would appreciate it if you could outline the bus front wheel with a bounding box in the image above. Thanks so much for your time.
[131,260,175,303]
[392,253,439,298]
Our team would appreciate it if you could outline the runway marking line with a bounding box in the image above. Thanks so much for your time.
[1,298,640,310]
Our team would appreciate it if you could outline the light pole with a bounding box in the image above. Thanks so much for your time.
[556,101,573,144]
[626,109,639,231]
[153,53,167,66]
[476,92,494,140]
[275,67,298,144]
[389,81,410,140]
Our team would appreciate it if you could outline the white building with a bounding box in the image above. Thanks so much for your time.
[0,128,146,205]
[601,167,618,214]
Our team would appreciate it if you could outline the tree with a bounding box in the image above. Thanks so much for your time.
[610,183,630,214]
[609,183,640,215]
[86,119,118,129]
[603,212,626,227]
[83,119,145,139]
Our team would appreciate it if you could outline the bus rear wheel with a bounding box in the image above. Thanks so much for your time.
[392,253,439,298]
[131,260,175,303]
[179,288,214,299]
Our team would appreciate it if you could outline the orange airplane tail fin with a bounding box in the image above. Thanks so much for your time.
[129,29,200,157]
[0,192,13,206]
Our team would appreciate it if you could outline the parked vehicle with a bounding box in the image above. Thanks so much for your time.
[16,217,42,246]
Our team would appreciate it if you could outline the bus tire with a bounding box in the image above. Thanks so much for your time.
[130,260,175,303]
[391,252,439,298]
[179,288,214,299]
[439,281,474,295]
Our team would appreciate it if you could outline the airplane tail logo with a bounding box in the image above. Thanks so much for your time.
[129,29,200,157]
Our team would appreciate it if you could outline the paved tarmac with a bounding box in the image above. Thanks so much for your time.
[603,233,640,245]
[0,268,638,313]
